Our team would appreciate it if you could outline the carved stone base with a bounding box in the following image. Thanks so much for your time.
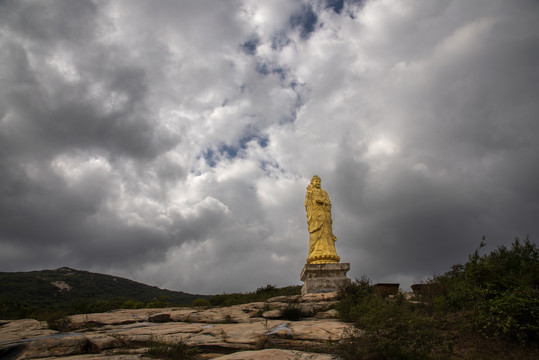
[300,263,351,295]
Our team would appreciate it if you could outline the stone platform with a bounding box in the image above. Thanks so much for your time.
[300,263,351,295]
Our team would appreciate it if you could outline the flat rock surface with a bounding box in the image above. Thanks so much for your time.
[0,293,348,359]
[213,348,338,359]
[35,349,337,360]
[39,356,144,360]
[0,319,57,341]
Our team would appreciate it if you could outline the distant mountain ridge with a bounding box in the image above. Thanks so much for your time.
[0,267,208,318]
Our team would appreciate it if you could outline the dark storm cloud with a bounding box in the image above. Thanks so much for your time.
[0,0,181,271]
[1,0,538,293]
[324,0,539,284]
[2,48,171,160]
[1,0,100,44]
[1,0,179,160]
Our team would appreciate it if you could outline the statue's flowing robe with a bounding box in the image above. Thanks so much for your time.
[305,186,340,264]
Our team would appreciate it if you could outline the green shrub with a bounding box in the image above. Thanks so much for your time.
[281,305,305,321]
[336,281,451,360]
[335,237,538,359]
[431,237,538,342]
[192,298,211,307]
[208,284,301,307]
[255,284,277,294]
[29,309,72,331]
[146,336,198,360]
[475,286,539,342]
[146,299,173,308]
[120,300,144,309]
[335,276,375,322]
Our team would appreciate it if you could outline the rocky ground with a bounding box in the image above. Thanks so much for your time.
[0,292,350,359]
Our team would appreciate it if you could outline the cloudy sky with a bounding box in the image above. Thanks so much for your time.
[1,0,538,294]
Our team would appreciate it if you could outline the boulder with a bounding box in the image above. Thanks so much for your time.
[315,309,338,319]
[148,313,171,323]
[214,348,338,359]
[298,291,339,303]
[84,333,122,352]
[68,309,162,329]
[266,295,300,303]
[169,309,198,321]
[0,319,56,341]
[38,356,143,360]
[21,334,91,359]
[261,310,282,319]
[287,320,348,341]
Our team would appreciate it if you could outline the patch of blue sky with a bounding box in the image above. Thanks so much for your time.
[203,132,269,167]
[290,4,318,39]
[203,145,238,167]
[260,159,282,178]
[326,0,344,14]
[241,36,259,55]
[237,132,269,151]
[343,0,367,18]
[256,62,286,81]
[271,32,290,50]
[203,148,218,168]
[257,135,269,148]
[219,144,240,158]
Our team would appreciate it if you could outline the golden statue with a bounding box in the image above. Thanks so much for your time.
[305,175,340,264]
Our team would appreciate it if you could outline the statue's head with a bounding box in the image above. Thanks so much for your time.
[311,175,321,188]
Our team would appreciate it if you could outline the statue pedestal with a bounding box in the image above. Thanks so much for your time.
[300,263,351,295]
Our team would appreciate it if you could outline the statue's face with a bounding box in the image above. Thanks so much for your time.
[312,178,321,188]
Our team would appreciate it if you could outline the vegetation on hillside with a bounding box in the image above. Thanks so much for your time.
[0,265,301,328]
[207,284,301,307]
[335,237,539,360]
[0,267,208,321]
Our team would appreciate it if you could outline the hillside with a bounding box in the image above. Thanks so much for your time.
[0,267,208,319]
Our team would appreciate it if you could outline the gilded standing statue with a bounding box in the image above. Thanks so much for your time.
[305,175,340,264]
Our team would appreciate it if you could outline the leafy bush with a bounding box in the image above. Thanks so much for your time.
[120,300,144,309]
[146,336,198,360]
[281,305,306,321]
[335,238,539,359]
[335,275,375,322]
[208,284,301,307]
[475,286,538,342]
[145,296,173,308]
[431,237,538,342]
[192,298,211,307]
[36,310,71,331]
[335,278,451,360]
[255,284,277,294]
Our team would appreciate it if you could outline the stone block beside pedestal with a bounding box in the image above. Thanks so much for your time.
[300,263,351,295]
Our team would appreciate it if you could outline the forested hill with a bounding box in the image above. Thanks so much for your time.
[0,267,208,318]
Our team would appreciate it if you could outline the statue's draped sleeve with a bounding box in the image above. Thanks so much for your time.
[306,188,327,233]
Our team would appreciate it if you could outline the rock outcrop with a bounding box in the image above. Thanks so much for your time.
[0,292,348,359]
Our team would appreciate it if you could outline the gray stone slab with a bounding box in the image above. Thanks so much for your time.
[300,263,351,295]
